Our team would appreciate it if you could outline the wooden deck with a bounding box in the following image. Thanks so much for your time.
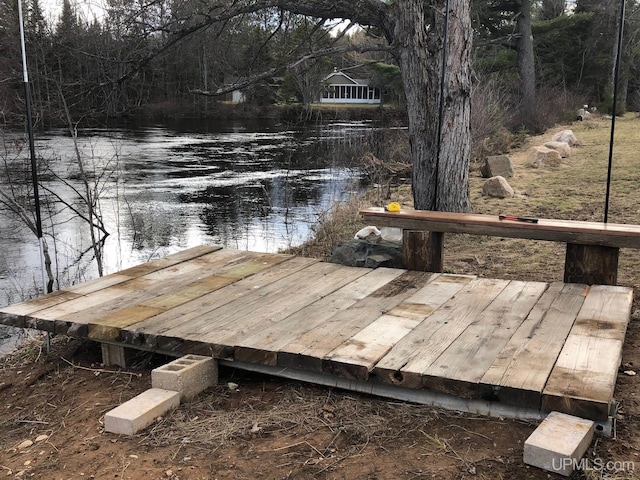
[0,246,633,421]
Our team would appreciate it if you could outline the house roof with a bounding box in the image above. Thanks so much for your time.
[322,70,369,86]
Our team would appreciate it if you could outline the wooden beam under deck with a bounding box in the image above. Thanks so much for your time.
[0,247,632,421]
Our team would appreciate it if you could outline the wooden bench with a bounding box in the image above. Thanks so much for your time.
[360,207,640,285]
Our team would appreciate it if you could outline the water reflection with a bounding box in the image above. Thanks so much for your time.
[0,119,368,306]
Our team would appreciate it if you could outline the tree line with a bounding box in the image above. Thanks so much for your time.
[1,0,638,213]
[1,1,637,125]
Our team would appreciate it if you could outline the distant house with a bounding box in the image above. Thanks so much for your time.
[320,69,381,104]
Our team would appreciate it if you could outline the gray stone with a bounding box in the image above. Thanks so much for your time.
[551,129,578,146]
[482,176,514,198]
[481,155,514,178]
[544,141,571,158]
[328,239,404,269]
[527,146,562,168]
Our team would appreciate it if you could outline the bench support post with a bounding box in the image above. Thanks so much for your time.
[564,244,619,285]
[402,230,444,272]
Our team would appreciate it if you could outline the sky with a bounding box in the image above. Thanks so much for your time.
[39,0,107,24]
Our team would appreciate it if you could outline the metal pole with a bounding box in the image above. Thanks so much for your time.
[604,0,626,223]
[17,0,50,352]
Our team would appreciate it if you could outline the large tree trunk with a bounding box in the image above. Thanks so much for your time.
[387,0,472,212]
[517,0,536,129]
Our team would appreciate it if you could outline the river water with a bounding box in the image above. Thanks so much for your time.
[0,118,370,322]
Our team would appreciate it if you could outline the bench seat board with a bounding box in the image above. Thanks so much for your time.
[0,247,632,422]
[360,207,640,248]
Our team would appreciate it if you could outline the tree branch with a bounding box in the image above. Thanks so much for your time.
[189,43,391,96]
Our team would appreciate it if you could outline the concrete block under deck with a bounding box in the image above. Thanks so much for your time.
[152,354,218,401]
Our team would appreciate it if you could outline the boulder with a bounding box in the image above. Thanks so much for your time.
[577,108,592,121]
[328,239,404,269]
[544,141,571,158]
[527,146,562,168]
[551,129,578,146]
[481,155,514,179]
[482,176,514,198]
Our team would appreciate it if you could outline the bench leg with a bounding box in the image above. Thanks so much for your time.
[402,230,444,272]
[564,244,619,285]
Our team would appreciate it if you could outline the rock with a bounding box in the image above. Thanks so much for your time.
[328,239,404,269]
[227,382,239,391]
[544,141,571,158]
[551,129,578,146]
[480,155,514,179]
[34,435,49,443]
[16,440,33,450]
[527,146,562,168]
[576,108,592,121]
[482,176,514,198]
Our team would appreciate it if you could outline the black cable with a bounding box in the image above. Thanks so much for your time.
[604,0,626,223]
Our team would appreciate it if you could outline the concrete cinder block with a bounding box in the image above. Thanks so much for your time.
[524,411,595,476]
[151,354,218,401]
[104,388,180,436]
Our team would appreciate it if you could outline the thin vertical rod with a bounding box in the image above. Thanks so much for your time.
[18,0,50,352]
[604,0,626,223]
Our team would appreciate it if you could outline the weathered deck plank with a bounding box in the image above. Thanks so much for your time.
[123,256,319,350]
[420,281,548,398]
[234,267,408,365]
[478,282,587,408]
[42,250,281,337]
[542,285,633,420]
[184,263,372,356]
[323,274,476,380]
[278,271,436,373]
[373,278,510,389]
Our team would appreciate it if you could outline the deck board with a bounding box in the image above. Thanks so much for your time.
[478,282,587,408]
[420,281,549,398]
[0,247,632,422]
[234,267,407,366]
[542,285,634,420]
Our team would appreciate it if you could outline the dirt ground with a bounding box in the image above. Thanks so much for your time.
[1,115,640,479]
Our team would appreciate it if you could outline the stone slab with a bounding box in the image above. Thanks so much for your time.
[524,411,595,476]
[104,388,180,435]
